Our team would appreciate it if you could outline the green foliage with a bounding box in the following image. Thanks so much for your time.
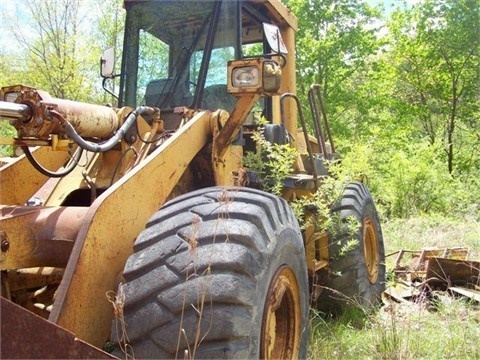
[290,178,339,233]
[284,0,480,221]
[334,134,480,219]
[375,141,453,218]
[0,122,16,157]
[285,0,384,137]
[243,119,298,196]
[92,0,125,104]
[8,1,94,101]
[386,0,480,174]
[1,0,124,104]
[289,160,361,254]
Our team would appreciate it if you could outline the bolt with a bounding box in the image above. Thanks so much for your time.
[1,239,9,252]
[0,232,9,252]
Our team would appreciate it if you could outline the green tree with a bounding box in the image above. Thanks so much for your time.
[6,0,98,101]
[285,0,384,138]
[93,0,125,104]
[388,0,480,174]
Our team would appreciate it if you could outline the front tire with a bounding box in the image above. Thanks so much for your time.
[110,187,309,359]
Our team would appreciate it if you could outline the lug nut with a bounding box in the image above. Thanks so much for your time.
[1,239,9,252]
[0,232,9,252]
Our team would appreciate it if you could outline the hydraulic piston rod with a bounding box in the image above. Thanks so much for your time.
[0,101,32,122]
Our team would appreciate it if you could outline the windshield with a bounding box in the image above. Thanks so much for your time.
[119,0,240,109]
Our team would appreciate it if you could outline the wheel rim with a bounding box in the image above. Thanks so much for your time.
[363,218,380,284]
[261,266,302,360]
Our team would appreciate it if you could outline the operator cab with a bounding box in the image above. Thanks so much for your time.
[119,0,291,120]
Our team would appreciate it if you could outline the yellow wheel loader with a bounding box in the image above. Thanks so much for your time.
[0,1,385,358]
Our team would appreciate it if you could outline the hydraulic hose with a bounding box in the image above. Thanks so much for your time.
[22,146,84,178]
[59,106,159,153]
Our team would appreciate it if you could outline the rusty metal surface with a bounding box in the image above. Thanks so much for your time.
[0,206,88,269]
[5,267,64,292]
[53,98,119,139]
[385,247,479,303]
[426,257,480,289]
[449,286,480,302]
[0,85,119,140]
[392,247,470,283]
[213,95,258,159]
[1,297,116,359]
[210,109,243,186]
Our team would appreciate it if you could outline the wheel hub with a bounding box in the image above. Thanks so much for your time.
[363,218,380,284]
[261,266,301,359]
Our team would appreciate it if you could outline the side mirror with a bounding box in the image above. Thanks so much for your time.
[100,48,115,78]
[263,23,288,54]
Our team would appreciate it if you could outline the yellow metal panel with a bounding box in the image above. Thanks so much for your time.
[262,0,298,30]
[0,147,71,205]
[304,223,329,273]
[49,111,212,347]
[277,25,297,143]
[43,152,98,206]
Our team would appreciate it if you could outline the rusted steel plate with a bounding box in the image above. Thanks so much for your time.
[425,257,480,289]
[53,97,119,138]
[0,206,88,269]
[1,297,116,359]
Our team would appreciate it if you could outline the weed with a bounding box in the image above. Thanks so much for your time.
[243,118,298,196]
[107,287,134,360]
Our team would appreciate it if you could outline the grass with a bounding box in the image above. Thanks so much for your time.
[308,215,480,360]
[308,296,480,359]
[383,215,480,260]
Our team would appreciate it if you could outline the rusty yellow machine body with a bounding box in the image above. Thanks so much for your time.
[0,1,385,359]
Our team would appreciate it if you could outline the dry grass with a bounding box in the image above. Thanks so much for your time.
[383,215,480,260]
[108,287,135,359]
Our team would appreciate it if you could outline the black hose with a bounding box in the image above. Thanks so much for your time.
[22,146,84,178]
[61,106,158,152]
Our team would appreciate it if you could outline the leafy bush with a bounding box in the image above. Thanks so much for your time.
[243,120,298,196]
[0,122,16,157]
[335,137,480,220]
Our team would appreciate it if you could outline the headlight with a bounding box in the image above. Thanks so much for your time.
[232,66,259,87]
[227,58,282,95]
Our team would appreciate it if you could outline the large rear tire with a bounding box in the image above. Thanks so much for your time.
[110,187,309,359]
[316,182,385,314]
